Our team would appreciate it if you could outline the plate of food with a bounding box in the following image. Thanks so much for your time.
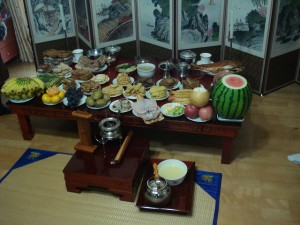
[43,99,63,106]
[146,86,169,101]
[156,78,180,90]
[109,99,133,113]
[59,80,80,91]
[93,64,108,74]
[116,63,136,74]
[91,74,109,84]
[160,102,185,117]
[123,83,146,100]
[102,84,123,97]
[86,100,111,110]
[63,95,87,107]
[112,76,134,86]
[10,96,34,104]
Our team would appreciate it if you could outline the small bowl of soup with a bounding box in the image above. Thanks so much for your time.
[137,63,156,78]
[158,159,188,186]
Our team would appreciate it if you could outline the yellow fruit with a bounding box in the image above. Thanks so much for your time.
[42,93,51,103]
[46,86,59,97]
[58,90,65,99]
[50,95,61,104]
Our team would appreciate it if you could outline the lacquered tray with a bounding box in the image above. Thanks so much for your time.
[136,159,195,214]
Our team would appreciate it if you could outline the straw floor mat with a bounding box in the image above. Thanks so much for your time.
[0,149,221,225]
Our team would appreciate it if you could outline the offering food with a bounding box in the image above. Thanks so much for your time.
[116,63,136,73]
[168,89,192,105]
[65,87,84,108]
[71,68,93,81]
[110,99,132,113]
[61,78,77,91]
[149,86,167,99]
[116,73,131,85]
[42,86,64,105]
[182,77,201,89]
[158,77,178,89]
[189,86,210,108]
[37,73,63,88]
[123,83,145,98]
[52,63,72,76]
[102,84,123,97]
[161,103,184,117]
[76,55,106,71]
[191,60,243,75]
[80,80,101,94]
[86,90,110,108]
[132,98,163,123]
[91,74,109,84]
[136,77,154,89]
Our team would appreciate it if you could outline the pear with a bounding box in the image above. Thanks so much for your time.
[91,90,103,100]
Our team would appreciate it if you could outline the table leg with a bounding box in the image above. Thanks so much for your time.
[17,114,34,140]
[221,137,233,164]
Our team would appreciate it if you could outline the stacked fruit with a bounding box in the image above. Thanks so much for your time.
[65,87,84,108]
[1,77,45,100]
[42,86,65,104]
[86,90,110,108]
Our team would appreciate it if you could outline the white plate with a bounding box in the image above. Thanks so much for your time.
[145,90,169,101]
[112,77,134,86]
[64,72,72,78]
[109,92,123,98]
[91,75,110,85]
[196,60,214,65]
[86,100,111,110]
[63,95,87,107]
[109,99,133,113]
[93,64,108,73]
[217,114,244,122]
[43,99,63,106]
[156,79,181,90]
[160,103,184,117]
[186,116,209,123]
[59,82,80,91]
[123,90,146,100]
[10,96,34,103]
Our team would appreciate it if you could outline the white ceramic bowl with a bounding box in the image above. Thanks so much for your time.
[158,159,188,186]
[137,63,156,78]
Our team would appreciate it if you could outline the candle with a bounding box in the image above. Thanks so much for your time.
[58,3,66,31]
[229,10,234,38]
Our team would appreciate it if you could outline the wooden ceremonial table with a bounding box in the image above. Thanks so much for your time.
[6,59,242,164]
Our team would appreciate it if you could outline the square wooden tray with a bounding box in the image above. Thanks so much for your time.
[136,159,195,214]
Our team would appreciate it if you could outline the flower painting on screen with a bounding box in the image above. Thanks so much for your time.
[25,0,75,43]
[91,0,136,48]
[178,0,224,50]
[138,0,173,50]
[226,0,271,58]
[271,0,300,57]
[75,0,91,47]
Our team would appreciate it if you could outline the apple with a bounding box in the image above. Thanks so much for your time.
[184,104,199,119]
[199,105,214,121]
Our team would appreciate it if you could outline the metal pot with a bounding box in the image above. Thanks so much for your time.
[180,50,196,64]
[144,163,172,206]
[95,117,122,144]
[144,176,172,206]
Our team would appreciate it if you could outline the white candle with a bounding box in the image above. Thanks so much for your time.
[229,10,234,38]
[59,3,66,31]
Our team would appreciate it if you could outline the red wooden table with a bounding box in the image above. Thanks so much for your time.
[6,59,241,164]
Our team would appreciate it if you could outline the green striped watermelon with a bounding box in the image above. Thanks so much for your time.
[212,74,252,119]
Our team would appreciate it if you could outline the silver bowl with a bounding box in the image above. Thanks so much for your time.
[86,48,104,59]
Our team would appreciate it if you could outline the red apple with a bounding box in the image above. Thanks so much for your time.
[184,104,199,119]
[199,105,213,121]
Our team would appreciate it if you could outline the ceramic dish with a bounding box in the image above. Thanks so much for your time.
[186,116,209,123]
[160,103,184,117]
[63,95,87,107]
[196,60,214,65]
[93,64,108,74]
[10,96,34,104]
[145,90,169,101]
[43,99,63,106]
[116,63,136,74]
[156,79,181,90]
[112,77,134,86]
[91,74,110,84]
[109,99,133,113]
[217,114,244,122]
[86,100,111,110]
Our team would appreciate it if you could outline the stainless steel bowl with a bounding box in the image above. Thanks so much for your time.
[86,48,104,59]
[180,50,196,64]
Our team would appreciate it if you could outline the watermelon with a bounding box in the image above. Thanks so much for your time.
[212,74,252,119]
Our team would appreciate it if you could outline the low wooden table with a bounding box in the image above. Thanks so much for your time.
[6,59,242,164]
[63,135,150,202]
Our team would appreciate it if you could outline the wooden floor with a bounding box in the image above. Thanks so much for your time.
[1,60,300,225]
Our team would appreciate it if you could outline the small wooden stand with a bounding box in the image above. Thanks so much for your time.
[63,111,150,202]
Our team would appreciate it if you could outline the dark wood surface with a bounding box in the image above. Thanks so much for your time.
[136,158,195,214]
[63,134,150,202]
[6,58,242,164]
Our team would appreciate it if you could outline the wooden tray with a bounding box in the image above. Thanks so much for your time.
[136,159,195,214]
